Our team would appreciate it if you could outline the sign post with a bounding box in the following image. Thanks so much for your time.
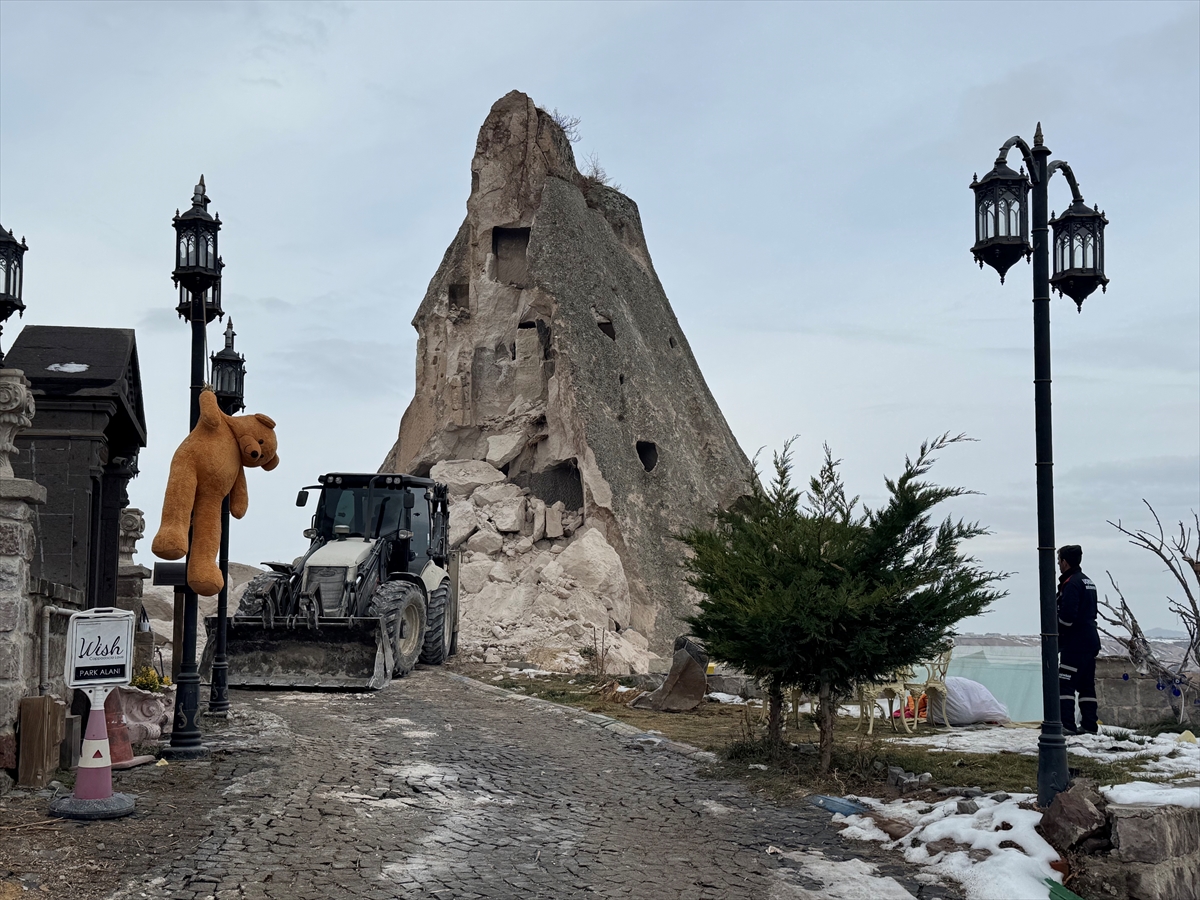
[49,608,137,820]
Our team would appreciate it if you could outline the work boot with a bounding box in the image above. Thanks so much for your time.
[1079,699,1099,734]
[1060,698,1078,735]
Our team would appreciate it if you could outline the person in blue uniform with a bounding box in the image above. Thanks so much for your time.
[1057,544,1101,734]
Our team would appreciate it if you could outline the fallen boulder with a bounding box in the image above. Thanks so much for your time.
[630,636,707,712]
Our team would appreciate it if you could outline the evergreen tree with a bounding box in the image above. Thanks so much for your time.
[680,434,1006,772]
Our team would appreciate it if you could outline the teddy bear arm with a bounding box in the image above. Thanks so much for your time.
[197,389,225,430]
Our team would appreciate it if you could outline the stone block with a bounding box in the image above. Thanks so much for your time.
[485,433,525,469]
[0,595,21,632]
[529,498,546,543]
[0,479,46,505]
[430,460,506,498]
[448,501,479,549]
[490,497,527,533]
[1124,854,1199,900]
[1111,802,1200,864]
[466,527,503,556]
[545,504,563,540]
[1041,779,1108,852]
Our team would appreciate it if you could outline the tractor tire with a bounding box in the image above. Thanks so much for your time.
[369,581,426,677]
[420,578,453,666]
[234,572,283,616]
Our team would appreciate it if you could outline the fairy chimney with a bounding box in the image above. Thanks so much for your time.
[383,91,749,662]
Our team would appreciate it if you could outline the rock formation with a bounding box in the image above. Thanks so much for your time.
[383,91,750,670]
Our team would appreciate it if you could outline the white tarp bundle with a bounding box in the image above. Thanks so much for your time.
[929,675,1011,726]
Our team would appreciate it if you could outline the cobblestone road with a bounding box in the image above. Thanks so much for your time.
[103,670,957,900]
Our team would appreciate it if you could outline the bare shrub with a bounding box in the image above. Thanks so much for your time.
[1100,502,1200,724]
[581,152,620,191]
[549,108,581,143]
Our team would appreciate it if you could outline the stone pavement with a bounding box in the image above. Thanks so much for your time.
[103,670,959,900]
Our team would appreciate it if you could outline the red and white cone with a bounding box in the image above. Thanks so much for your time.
[49,687,135,820]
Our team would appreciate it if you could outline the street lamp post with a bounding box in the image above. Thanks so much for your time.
[971,124,1109,808]
[162,176,224,760]
[207,320,246,715]
[0,226,28,365]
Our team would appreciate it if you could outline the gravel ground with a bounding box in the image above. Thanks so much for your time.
[0,668,960,900]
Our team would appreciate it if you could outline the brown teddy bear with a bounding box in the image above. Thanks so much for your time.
[151,388,280,596]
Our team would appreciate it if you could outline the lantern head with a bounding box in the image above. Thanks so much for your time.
[1050,200,1108,312]
[172,175,224,324]
[210,319,246,415]
[970,159,1031,283]
[0,226,27,366]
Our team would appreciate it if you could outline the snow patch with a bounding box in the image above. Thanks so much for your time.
[834,794,1059,900]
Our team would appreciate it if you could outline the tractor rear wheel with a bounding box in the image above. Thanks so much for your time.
[420,578,453,665]
[369,581,426,677]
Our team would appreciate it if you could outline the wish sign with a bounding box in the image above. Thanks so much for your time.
[64,608,135,689]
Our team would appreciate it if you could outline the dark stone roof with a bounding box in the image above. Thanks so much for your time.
[7,325,146,447]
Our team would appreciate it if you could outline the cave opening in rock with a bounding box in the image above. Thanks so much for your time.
[597,320,616,340]
[512,460,584,510]
[636,441,658,472]
[493,227,531,287]
[449,283,469,309]
[668,336,676,348]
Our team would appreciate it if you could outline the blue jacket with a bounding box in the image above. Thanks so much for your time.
[1057,567,1100,656]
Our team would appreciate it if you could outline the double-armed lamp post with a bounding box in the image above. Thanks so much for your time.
[970,124,1109,807]
[162,177,225,759]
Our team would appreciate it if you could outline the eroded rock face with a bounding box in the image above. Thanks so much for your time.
[383,91,750,659]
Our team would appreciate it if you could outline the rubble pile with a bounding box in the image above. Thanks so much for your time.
[437,459,656,674]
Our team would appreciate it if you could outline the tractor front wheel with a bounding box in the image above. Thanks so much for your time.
[369,581,426,677]
[420,578,453,666]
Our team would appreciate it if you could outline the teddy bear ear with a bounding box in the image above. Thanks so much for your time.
[254,413,276,429]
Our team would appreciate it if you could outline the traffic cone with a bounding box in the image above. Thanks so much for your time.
[76,701,114,799]
[48,688,135,820]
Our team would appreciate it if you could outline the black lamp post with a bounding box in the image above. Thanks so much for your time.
[0,226,28,366]
[207,320,245,715]
[971,124,1109,807]
[162,176,223,760]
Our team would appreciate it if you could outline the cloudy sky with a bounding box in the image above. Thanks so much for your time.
[1,1,1196,635]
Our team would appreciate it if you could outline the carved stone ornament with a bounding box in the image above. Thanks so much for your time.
[119,507,147,565]
[0,368,35,478]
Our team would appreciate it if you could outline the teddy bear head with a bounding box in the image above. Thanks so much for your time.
[228,412,279,471]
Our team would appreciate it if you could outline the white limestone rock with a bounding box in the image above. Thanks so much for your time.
[554,528,631,628]
[430,459,506,498]
[490,497,527,533]
[458,559,492,595]
[465,525,503,555]
[545,503,564,540]
[448,500,479,549]
[485,433,526,468]
[472,482,525,507]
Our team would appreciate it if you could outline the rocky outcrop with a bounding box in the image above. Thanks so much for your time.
[383,91,750,658]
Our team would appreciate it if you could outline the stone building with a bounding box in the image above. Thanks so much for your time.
[0,326,146,790]
[383,92,750,664]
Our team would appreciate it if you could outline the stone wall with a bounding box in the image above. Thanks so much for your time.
[0,476,83,787]
[1095,655,1200,729]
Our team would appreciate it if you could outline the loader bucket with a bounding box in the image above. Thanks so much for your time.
[206,616,393,690]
